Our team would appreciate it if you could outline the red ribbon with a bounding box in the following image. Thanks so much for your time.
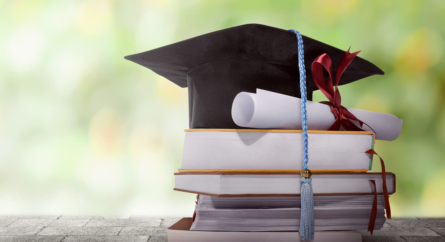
[368,180,378,234]
[366,149,392,235]
[311,49,391,233]
[366,149,391,219]
[311,48,376,133]
[192,194,200,222]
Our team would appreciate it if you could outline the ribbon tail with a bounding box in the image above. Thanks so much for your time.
[300,177,314,241]
[192,211,196,222]
[340,107,364,125]
[342,119,366,131]
[366,149,391,219]
[368,180,378,235]
[340,107,377,134]
[360,121,377,134]
[192,194,200,222]
[344,115,377,134]
[334,48,360,85]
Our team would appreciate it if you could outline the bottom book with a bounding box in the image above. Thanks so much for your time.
[168,218,362,242]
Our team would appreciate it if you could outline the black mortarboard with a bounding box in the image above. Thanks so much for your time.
[125,24,384,129]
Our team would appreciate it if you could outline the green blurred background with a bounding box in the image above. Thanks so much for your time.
[0,0,444,217]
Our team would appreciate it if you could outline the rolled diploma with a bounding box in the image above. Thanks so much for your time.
[231,89,403,141]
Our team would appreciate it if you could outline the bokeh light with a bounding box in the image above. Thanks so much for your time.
[0,0,443,217]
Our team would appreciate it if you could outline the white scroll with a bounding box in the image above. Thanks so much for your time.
[231,89,403,141]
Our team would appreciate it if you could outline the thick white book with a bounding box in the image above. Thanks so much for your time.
[196,194,386,209]
[191,195,386,231]
[181,129,375,172]
[168,218,362,242]
[174,172,395,196]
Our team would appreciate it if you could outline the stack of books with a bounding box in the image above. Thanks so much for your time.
[168,129,395,242]
[124,23,399,242]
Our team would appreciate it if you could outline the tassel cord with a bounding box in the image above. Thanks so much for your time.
[290,29,314,241]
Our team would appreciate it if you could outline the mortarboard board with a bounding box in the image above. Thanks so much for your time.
[125,24,384,129]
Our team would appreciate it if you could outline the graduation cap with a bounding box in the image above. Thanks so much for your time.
[125,24,384,129]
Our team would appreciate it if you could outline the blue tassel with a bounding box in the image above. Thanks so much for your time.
[300,177,314,240]
[289,29,314,240]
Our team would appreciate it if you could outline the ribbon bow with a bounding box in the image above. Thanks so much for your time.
[311,48,375,133]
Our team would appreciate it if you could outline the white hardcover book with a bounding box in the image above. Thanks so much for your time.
[181,129,375,172]
[174,172,395,196]
[196,195,386,209]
